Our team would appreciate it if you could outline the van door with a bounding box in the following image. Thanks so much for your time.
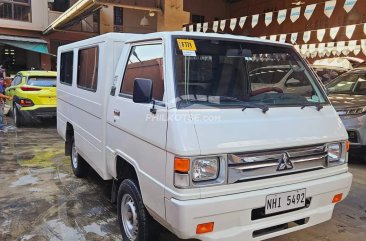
[106,42,168,219]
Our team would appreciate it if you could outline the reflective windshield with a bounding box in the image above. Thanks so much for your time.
[174,38,327,108]
[27,77,56,87]
[327,71,366,95]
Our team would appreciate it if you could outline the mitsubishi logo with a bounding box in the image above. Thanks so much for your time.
[277,152,294,171]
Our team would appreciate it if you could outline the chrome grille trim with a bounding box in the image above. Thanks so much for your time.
[228,145,327,183]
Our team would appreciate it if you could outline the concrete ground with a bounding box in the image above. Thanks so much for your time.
[0,121,365,241]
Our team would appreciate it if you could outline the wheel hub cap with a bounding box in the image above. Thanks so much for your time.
[121,194,138,240]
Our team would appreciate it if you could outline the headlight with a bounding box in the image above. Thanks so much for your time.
[327,142,347,166]
[345,106,366,115]
[192,157,219,181]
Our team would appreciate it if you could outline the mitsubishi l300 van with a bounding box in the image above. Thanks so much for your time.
[57,32,352,241]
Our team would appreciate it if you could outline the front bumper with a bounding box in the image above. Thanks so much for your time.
[165,172,352,241]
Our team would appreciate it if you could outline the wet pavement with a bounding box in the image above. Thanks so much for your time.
[0,118,366,241]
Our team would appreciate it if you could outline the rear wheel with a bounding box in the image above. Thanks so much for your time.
[13,104,23,127]
[70,137,88,178]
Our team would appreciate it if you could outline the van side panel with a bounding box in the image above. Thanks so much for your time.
[58,42,108,179]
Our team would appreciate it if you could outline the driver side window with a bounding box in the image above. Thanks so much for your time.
[120,44,164,101]
[12,75,22,86]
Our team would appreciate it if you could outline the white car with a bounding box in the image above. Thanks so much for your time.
[57,32,352,241]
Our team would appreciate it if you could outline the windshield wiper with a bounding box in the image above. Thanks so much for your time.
[301,103,324,111]
[242,102,269,113]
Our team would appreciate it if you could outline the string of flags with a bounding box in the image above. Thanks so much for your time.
[294,39,366,58]
[260,22,366,44]
[184,0,359,32]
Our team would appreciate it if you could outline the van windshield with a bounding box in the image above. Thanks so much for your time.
[174,38,327,109]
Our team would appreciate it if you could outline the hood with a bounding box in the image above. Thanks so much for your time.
[185,106,347,155]
[328,93,366,110]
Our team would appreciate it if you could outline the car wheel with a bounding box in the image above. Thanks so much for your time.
[13,104,23,127]
[117,179,158,241]
[70,137,88,178]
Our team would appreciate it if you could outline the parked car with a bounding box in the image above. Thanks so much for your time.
[311,65,348,85]
[327,68,366,156]
[57,32,352,241]
[5,70,57,127]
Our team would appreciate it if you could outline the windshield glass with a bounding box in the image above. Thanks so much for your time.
[27,77,56,87]
[327,72,366,95]
[174,38,327,109]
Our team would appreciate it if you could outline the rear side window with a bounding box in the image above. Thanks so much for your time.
[60,51,74,85]
[28,77,56,87]
[120,44,164,101]
[77,47,99,92]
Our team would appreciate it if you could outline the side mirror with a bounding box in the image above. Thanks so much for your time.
[285,78,301,87]
[133,78,153,103]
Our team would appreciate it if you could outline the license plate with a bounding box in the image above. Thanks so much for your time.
[265,189,306,215]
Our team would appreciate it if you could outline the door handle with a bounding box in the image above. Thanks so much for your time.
[113,109,120,117]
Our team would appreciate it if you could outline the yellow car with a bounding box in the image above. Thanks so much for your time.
[5,71,57,127]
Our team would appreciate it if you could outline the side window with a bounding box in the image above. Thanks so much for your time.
[120,44,164,101]
[77,47,99,92]
[60,51,74,85]
[12,76,22,86]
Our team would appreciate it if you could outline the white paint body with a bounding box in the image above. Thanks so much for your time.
[57,32,352,241]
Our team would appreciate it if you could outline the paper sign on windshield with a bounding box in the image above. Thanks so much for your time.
[177,39,197,56]
[177,39,197,51]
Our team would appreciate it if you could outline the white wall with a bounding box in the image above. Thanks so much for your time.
[0,0,49,31]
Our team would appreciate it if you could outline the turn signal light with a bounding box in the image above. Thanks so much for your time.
[332,193,343,203]
[345,140,350,152]
[196,222,214,234]
[174,157,190,173]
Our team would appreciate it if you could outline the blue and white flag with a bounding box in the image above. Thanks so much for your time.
[290,7,301,23]
[344,0,357,13]
[291,32,298,44]
[202,22,208,32]
[364,23,366,35]
[304,4,317,20]
[345,24,356,39]
[230,18,237,31]
[265,12,273,26]
[317,29,326,42]
[220,20,226,31]
[279,34,287,43]
[277,9,287,25]
[324,1,336,18]
[303,31,311,43]
[252,14,259,28]
[239,16,247,28]
[213,21,219,32]
[330,27,340,39]
[196,23,202,32]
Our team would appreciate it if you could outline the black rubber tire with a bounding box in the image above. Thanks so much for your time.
[117,179,158,241]
[13,104,23,127]
[70,137,88,178]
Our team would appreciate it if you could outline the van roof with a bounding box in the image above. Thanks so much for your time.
[59,31,292,52]
[125,31,292,47]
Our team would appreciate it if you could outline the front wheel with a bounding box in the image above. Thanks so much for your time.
[117,179,158,241]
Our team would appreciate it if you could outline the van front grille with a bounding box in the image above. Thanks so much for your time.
[228,144,327,184]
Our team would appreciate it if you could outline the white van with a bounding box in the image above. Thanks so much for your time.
[57,32,352,241]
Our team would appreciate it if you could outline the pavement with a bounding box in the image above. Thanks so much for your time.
[0,120,365,241]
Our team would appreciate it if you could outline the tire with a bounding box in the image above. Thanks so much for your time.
[117,179,158,241]
[13,104,23,127]
[70,137,88,178]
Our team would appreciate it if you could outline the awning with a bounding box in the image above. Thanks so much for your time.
[0,35,49,55]
[43,0,162,35]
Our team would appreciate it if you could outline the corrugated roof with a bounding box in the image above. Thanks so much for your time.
[0,35,47,44]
